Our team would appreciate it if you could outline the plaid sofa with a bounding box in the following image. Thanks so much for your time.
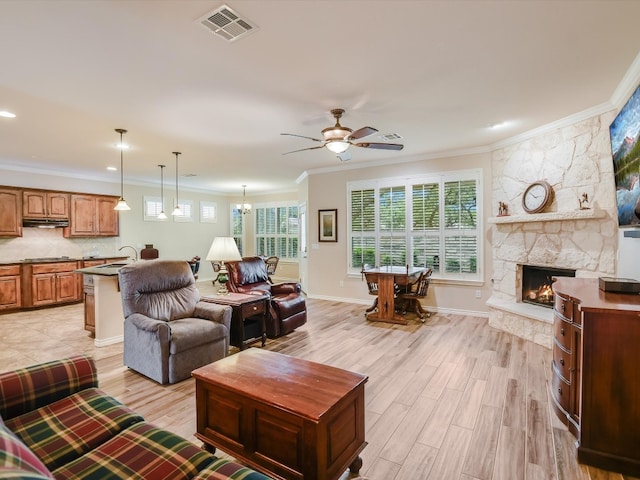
[0,355,270,480]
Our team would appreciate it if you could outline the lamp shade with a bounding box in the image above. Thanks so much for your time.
[206,237,242,262]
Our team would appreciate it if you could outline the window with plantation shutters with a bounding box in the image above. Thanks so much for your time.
[231,207,244,255]
[348,169,481,281]
[143,196,164,221]
[255,202,299,261]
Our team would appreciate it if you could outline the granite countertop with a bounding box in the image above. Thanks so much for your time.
[75,260,132,277]
[0,256,128,266]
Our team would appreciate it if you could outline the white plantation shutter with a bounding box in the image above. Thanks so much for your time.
[378,186,406,266]
[254,203,299,261]
[231,207,244,255]
[411,182,441,271]
[350,188,376,268]
[348,170,481,280]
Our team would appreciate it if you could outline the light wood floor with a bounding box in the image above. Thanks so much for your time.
[1,283,637,480]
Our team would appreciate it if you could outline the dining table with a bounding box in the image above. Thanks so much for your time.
[362,265,427,325]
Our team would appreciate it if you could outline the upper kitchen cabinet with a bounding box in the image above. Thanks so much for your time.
[0,187,22,237]
[22,190,69,219]
[64,194,119,237]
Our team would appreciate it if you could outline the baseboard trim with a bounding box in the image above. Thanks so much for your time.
[94,335,123,347]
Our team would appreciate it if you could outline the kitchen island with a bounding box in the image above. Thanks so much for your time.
[75,261,130,347]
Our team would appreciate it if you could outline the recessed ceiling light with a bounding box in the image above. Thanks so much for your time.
[0,111,16,118]
[488,121,508,130]
[107,166,117,171]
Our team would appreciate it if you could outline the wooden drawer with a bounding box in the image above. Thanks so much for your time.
[554,317,572,351]
[551,366,570,413]
[554,293,573,321]
[552,342,572,382]
[0,265,20,276]
[241,299,266,318]
[31,262,78,274]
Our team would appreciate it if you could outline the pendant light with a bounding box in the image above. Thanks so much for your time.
[114,128,131,211]
[236,184,252,215]
[171,151,182,216]
[157,164,167,219]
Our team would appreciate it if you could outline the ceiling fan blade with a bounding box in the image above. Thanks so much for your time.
[282,145,326,155]
[280,133,324,143]
[355,142,404,151]
[336,150,351,162]
[349,126,378,140]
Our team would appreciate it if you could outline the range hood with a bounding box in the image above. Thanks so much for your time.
[23,218,69,228]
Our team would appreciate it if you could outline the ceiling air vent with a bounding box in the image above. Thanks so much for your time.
[380,133,403,141]
[199,5,258,42]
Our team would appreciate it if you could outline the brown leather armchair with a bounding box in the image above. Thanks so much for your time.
[225,256,307,338]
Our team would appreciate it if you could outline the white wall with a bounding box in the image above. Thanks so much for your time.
[304,152,494,316]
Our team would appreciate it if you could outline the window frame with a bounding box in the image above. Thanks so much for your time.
[172,198,194,223]
[254,201,299,262]
[347,169,482,281]
[199,201,217,223]
[143,195,165,222]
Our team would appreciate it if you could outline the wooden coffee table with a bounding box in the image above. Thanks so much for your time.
[192,349,368,480]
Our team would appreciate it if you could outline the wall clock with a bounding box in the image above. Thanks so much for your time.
[522,180,554,214]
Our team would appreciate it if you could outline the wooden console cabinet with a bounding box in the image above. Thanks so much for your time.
[551,277,640,476]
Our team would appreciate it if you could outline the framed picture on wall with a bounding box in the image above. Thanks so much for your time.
[318,209,337,242]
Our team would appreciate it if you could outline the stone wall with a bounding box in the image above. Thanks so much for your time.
[488,111,620,347]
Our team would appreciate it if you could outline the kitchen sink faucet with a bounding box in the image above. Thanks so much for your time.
[118,245,138,262]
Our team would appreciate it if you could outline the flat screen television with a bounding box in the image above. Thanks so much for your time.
[609,84,640,227]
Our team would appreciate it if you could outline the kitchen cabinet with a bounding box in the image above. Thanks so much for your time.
[0,265,21,310]
[23,261,81,307]
[65,194,119,237]
[0,188,22,237]
[80,257,127,336]
[22,190,69,219]
[551,277,640,476]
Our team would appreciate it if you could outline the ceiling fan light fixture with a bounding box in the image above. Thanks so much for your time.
[326,140,350,154]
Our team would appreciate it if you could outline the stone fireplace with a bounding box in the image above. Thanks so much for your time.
[487,112,619,348]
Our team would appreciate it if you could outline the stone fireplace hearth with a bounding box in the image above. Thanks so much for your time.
[487,112,619,348]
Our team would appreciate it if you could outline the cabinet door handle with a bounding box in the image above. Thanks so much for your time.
[558,387,562,395]
[561,304,565,313]
[560,328,565,336]
[560,358,564,366]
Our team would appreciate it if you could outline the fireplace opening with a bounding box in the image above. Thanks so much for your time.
[521,265,576,308]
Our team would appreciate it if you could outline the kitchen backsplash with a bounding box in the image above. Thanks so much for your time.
[0,228,119,262]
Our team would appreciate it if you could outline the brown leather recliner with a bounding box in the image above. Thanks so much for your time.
[225,256,307,338]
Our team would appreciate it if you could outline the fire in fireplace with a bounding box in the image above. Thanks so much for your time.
[521,265,576,308]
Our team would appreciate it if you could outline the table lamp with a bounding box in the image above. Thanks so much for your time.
[206,237,242,295]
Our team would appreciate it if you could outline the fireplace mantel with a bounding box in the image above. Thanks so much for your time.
[488,207,606,225]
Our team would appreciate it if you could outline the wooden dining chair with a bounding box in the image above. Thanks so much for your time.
[398,268,432,321]
[363,271,380,315]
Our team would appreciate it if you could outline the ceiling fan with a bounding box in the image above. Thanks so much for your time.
[281,108,404,161]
